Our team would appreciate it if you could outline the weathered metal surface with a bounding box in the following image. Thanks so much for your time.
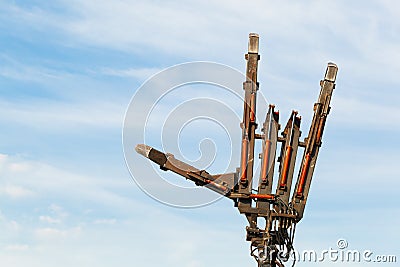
[135,33,338,267]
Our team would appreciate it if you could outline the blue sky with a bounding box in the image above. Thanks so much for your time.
[1,1,400,266]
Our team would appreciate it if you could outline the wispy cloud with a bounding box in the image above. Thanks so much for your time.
[0,153,132,207]
[0,98,124,131]
[0,185,35,198]
[1,1,400,266]
[331,95,400,130]
[100,67,162,80]
[0,153,255,267]
[0,61,61,83]
[39,216,61,224]
[4,244,29,251]
[93,218,116,225]
[34,226,81,240]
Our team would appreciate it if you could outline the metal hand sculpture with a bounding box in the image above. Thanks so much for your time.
[135,33,338,267]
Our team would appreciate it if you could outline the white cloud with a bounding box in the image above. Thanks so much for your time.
[0,55,127,132]
[0,98,124,131]
[39,216,61,224]
[2,1,399,136]
[34,226,81,240]
[0,211,252,267]
[15,1,394,74]
[1,1,400,266]
[3,0,400,84]
[0,55,64,83]
[93,218,116,225]
[5,244,29,251]
[7,220,21,233]
[331,95,400,130]
[0,185,35,198]
[100,67,162,81]
[0,154,135,209]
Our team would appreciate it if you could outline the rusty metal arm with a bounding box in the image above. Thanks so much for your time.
[239,33,260,191]
[134,33,338,267]
[291,62,338,221]
[256,105,280,213]
[275,111,301,210]
[135,144,236,196]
